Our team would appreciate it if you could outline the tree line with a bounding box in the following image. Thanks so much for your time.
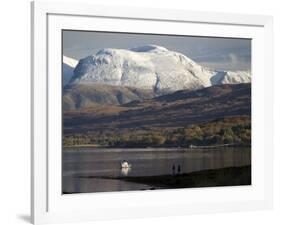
[63,116,251,147]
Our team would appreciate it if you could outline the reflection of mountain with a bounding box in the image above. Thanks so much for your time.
[64,83,251,135]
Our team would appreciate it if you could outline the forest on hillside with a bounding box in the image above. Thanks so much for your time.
[63,116,251,148]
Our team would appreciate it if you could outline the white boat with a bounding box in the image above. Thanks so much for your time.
[121,167,131,176]
[121,161,131,168]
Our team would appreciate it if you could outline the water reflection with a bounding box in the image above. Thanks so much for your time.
[172,164,182,175]
[121,166,131,176]
[62,147,251,193]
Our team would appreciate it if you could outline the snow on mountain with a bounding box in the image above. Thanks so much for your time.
[63,56,78,86]
[211,70,251,85]
[70,45,251,91]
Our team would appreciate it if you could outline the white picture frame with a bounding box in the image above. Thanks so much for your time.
[31,1,273,224]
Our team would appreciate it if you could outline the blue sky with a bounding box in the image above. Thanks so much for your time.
[63,30,251,71]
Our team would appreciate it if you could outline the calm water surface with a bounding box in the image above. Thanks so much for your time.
[62,147,251,193]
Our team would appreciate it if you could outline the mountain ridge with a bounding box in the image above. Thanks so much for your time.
[67,45,250,92]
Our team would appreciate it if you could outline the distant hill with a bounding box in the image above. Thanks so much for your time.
[63,83,158,110]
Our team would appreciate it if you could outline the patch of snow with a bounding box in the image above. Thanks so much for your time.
[63,56,78,86]
[63,55,78,68]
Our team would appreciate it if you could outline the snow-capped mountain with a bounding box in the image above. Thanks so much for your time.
[63,56,78,86]
[67,45,251,92]
[211,70,251,85]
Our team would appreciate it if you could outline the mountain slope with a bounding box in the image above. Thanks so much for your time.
[63,56,78,86]
[63,83,158,110]
[69,45,250,92]
[64,83,251,134]
[211,71,251,85]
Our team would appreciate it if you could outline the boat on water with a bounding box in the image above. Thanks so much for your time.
[121,161,131,168]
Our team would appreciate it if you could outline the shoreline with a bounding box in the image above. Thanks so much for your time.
[120,166,251,188]
[114,166,251,188]
[67,166,251,194]
[63,144,251,149]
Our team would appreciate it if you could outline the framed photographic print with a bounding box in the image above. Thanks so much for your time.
[31,1,273,224]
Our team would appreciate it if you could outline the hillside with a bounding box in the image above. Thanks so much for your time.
[63,83,159,110]
[63,83,251,147]
[63,56,78,86]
